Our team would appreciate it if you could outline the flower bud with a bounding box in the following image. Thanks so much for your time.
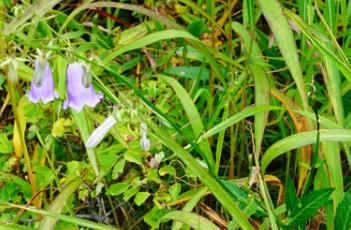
[85,116,117,149]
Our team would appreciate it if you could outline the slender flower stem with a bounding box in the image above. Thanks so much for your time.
[8,80,38,207]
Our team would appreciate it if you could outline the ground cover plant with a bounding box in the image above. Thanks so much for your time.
[0,0,351,229]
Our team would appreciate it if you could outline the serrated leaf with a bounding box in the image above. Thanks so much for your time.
[335,189,351,230]
[220,179,265,215]
[0,133,13,154]
[144,207,169,229]
[285,174,298,214]
[108,182,129,196]
[289,189,333,226]
[35,165,54,190]
[52,118,72,137]
[134,192,150,206]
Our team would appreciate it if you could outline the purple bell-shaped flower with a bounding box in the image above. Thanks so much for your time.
[27,54,59,104]
[63,62,103,112]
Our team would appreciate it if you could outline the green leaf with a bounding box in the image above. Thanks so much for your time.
[108,182,129,196]
[159,165,176,176]
[257,0,308,109]
[163,66,209,80]
[187,20,207,38]
[134,192,150,206]
[160,75,214,170]
[160,211,221,230]
[148,120,255,229]
[203,105,282,139]
[52,118,72,138]
[0,133,13,154]
[112,158,125,180]
[288,189,333,226]
[4,202,117,230]
[285,174,298,215]
[335,189,351,230]
[147,169,161,184]
[169,183,182,201]
[40,179,82,230]
[262,129,351,172]
[144,207,169,229]
[35,165,55,190]
[71,111,99,177]
[2,0,62,35]
[102,29,198,64]
[171,187,208,230]
[123,187,139,201]
[124,150,142,166]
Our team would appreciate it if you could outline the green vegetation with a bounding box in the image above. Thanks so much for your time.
[0,0,350,229]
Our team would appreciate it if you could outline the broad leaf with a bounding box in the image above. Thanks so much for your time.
[335,189,351,230]
[289,189,333,226]
[285,174,298,214]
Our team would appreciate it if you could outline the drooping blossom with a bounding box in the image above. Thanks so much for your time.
[140,122,150,151]
[63,62,103,112]
[85,116,117,149]
[26,55,59,103]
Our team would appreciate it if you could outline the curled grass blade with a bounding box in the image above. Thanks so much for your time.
[262,129,351,172]
[202,105,282,139]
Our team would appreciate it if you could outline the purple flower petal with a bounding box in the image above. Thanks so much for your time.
[63,63,103,112]
[27,59,59,104]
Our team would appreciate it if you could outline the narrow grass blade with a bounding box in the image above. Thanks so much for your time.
[148,120,255,230]
[2,203,118,230]
[102,29,198,65]
[203,105,282,139]
[262,129,351,172]
[2,0,62,35]
[232,22,270,153]
[243,0,255,29]
[322,142,343,204]
[161,211,221,230]
[286,11,351,82]
[72,111,99,177]
[40,179,83,230]
[172,187,208,230]
[257,0,308,110]
[214,102,229,174]
[160,75,214,170]
[58,1,178,34]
